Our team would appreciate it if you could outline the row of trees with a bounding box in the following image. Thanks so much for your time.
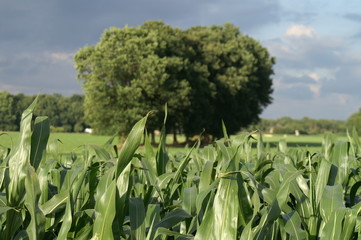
[74,21,275,140]
[0,91,86,132]
[249,117,350,135]
[1,90,361,136]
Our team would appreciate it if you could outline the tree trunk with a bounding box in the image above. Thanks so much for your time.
[151,132,156,145]
[118,133,126,149]
[173,128,178,145]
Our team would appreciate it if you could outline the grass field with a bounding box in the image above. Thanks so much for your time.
[0,131,113,153]
[0,130,348,154]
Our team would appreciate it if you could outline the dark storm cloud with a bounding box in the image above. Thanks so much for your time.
[0,0,282,95]
[0,0,281,52]
[0,53,81,95]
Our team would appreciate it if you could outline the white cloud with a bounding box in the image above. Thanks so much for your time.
[284,24,317,39]
[334,93,349,105]
[309,84,321,96]
[47,52,74,63]
[308,73,320,82]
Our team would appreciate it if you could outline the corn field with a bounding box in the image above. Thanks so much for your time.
[1,101,361,239]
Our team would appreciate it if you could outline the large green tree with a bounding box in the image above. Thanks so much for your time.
[183,24,274,138]
[74,21,275,140]
[75,21,193,138]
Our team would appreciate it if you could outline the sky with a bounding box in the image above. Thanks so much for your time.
[1,0,361,120]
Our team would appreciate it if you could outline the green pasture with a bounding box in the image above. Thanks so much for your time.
[0,131,112,154]
[0,130,348,155]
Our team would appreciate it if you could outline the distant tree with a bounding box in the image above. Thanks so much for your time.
[0,91,17,131]
[58,94,86,132]
[347,108,361,131]
[34,94,62,127]
[75,21,275,141]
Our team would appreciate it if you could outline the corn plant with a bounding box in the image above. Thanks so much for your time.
[1,100,361,239]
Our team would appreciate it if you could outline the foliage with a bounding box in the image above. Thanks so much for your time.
[250,116,348,135]
[74,21,275,139]
[1,100,361,239]
[348,108,361,131]
[0,91,17,131]
[184,24,274,138]
[0,91,86,133]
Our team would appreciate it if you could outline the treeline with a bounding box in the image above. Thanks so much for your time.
[0,90,358,135]
[0,91,86,132]
[248,117,348,135]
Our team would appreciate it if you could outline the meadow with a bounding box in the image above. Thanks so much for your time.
[0,130,347,154]
[1,102,360,239]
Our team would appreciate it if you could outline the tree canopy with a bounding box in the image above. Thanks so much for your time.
[347,108,361,131]
[74,21,275,140]
[0,92,86,133]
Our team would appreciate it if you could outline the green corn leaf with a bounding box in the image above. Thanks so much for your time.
[153,208,192,230]
[341,209,357,240]
[145,204,160,228]
[183,186,197,216]
[154,227,194,239]
[143,132,157,178]
[222,120,229,140]
[57,193,73,240]
[129,197,146,240]
[240,191,262,240]
[257,131,266,162]
[347,128,361,157]
[92,179,117,239]
[40,190,68,215]
[169,142,197,197]
[198,161,214,193]
[74,223,93,240]
[114,162,132,236]
[331,141,350,185]
[319,209,345,240]
[350,181,361,206]
[5,98,37,239]
[315,158,332,204]
[196,179,219,219]
[253,200,281,240]
[6,98,36,205]
[116,114,148,178]
[320,185,345,223]
[24,165,45,240]
[282,211,307,240]
[145,204,161,240]
[30,116,50,171]
[195,173,239,240]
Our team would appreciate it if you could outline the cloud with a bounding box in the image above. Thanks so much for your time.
[261,93,359,120]
[261,22,361,119]
[284,25,317,39]
[275,85,314,100]
[0,0,282,52]
[0,53,81,96]
[344,13,361,22]
[47,52,74,63]
[0,0,282,96]
[308,73,320,82]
